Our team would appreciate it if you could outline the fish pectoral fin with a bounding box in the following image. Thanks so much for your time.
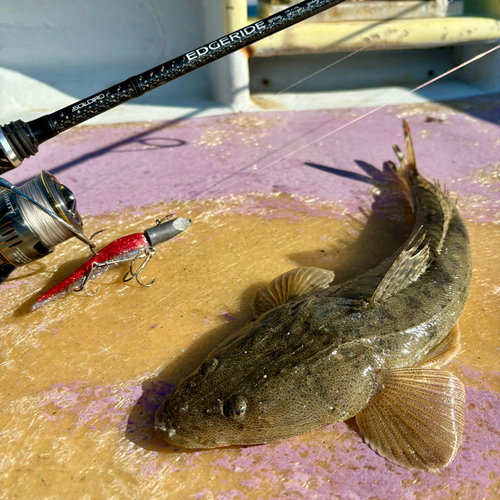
[252,267,334,318]
[370,229,430,305]
[421,323,462,369]
[356,367,465,472]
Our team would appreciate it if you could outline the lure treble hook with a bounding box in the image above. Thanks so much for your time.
[31,216,191,310]
[123,248,157,287]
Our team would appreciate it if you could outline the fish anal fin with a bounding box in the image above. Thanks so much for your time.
[356,368,465,472]
[252,267,334,318]
[421,323,461,369]
[370,230,430,305]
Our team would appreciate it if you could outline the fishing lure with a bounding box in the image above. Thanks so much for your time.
[31,216,191,310]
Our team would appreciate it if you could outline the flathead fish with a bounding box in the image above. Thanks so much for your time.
[155,121,471,472]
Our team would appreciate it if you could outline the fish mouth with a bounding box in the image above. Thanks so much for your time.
[154,424,219,449]
[154,416,215,449]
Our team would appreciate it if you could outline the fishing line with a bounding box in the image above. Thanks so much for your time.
[193,42,500,201]
[155,0,462,201]
[258,43,500,171]
[246,44,382,112]
[17,176,74,248]
[79,0,458,204]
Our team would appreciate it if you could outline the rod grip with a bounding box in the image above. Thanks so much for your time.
[0,121,39,172]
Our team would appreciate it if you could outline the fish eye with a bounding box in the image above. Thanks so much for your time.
[224,395,248,420]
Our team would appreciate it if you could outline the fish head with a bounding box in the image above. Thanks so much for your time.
[154,354,325,448]
[155,323,375,448]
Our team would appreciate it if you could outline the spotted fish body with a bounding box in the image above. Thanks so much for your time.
[156,122,472,472]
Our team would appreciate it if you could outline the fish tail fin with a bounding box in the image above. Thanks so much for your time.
[389,119,418,184]
[402,119,417,173]
[390,120,459,255]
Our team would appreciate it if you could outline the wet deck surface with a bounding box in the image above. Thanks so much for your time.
[1,95,499,499]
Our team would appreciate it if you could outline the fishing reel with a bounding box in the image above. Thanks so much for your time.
[0,171,93,284]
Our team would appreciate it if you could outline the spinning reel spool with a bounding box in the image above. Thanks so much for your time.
[0,172,90,284]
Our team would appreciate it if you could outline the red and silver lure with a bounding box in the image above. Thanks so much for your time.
[31,216,191,310]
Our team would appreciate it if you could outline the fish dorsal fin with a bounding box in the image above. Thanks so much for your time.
[370,230,430,305]
[356,368,465,471]
[252,267,334,318]
[421,323,461,369]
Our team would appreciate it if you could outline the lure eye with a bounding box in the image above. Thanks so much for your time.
[224,395,248,420]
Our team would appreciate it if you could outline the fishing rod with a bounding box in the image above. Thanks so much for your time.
[0,0,348,174]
